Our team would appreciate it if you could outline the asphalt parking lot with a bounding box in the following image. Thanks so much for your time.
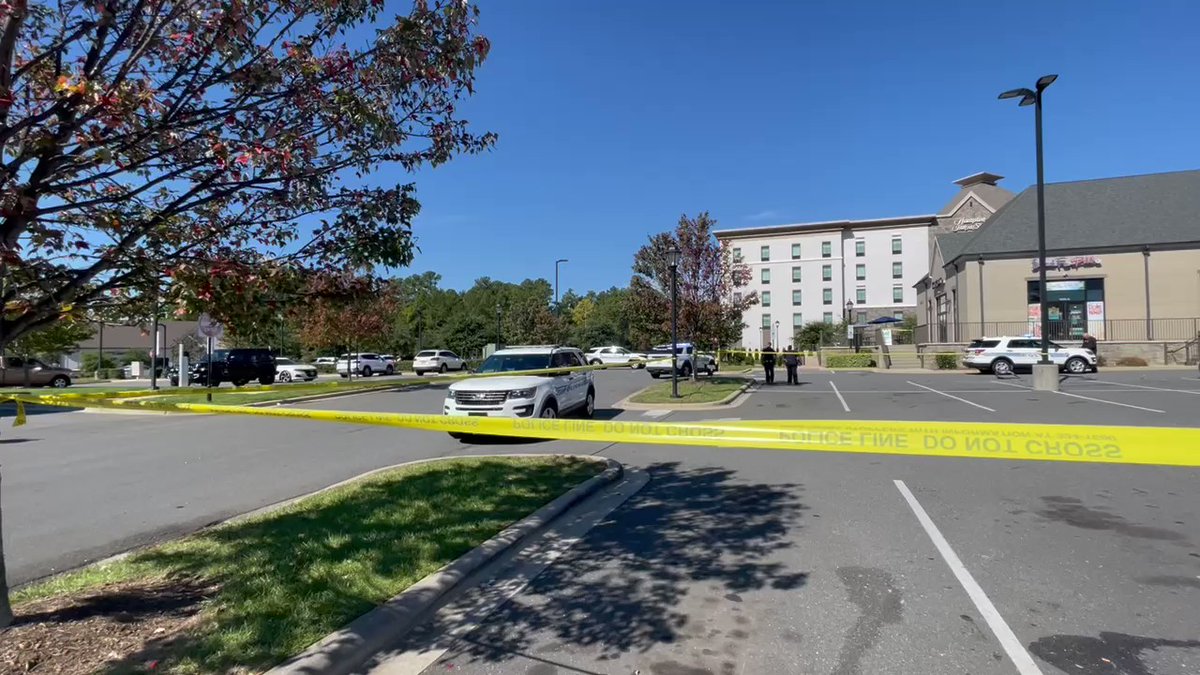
[4,369,1199,674]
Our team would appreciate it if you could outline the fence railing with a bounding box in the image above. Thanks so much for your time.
[914,318,1200,344]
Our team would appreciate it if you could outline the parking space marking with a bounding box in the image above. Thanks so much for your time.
[1089,380,1200,395]
[829,381,851,412]
[642,409,671,418]
[894,480,1045,675]
[906,381,997,412]
[1054,389,1166,413]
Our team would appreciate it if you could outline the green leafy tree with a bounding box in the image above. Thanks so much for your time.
[6,316,94,361]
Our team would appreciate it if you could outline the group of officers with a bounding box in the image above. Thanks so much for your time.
[759,344,801,385]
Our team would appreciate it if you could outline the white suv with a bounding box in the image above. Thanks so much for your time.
[336,352,392,377]
[962,336,1098,375]
[645,342,717,378]
[444,346,595,432]
[585,346,647,368]
[414,350,467,375]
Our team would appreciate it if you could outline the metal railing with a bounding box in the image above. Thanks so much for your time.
[915,318,1200,344]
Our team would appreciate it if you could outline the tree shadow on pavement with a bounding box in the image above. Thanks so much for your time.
[444,461,809,663]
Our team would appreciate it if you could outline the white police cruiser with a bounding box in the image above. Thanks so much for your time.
[443,345,595,428]
[962,335,1098,375]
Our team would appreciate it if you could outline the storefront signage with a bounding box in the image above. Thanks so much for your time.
[952,216,988,231]
[1032,256,1102,272]
[1046,280,1086,292]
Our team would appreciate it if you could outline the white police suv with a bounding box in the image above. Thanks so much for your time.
[645,342,717,378]
[443,346,595,425]
[962,336,1098,375]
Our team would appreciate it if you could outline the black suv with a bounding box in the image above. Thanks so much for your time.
[171,348,276,387]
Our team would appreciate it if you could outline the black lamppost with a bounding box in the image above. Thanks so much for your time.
[845,299,859,353]
[668,246,681,399]
[554,258,568,309]
[1000,74,1057,365]
[495,303,502,349]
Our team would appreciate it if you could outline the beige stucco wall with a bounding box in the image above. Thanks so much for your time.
[1148,249,1200,318]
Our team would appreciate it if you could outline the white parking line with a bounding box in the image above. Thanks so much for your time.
[894,480,1045,675]
[1089,380,1200,395]
[906,381,997,412]
[988,379,1029,389]
[829,381,851,412]
[1054,389,1165,413]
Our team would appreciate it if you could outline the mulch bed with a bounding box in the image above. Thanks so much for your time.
[0,578,216,674]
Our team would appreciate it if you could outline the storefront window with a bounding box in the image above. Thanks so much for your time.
[1027,278,1105,339]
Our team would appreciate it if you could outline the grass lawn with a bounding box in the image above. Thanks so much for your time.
[630,375,748,404]
[12,456,600,674]
[106,380,417,407]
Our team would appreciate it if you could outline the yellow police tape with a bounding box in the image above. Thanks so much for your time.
[10,389,1200,468]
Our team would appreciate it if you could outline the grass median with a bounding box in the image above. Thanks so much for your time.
[6,456,601,675]
[629,375,748,404]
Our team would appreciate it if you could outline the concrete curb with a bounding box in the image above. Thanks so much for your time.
[614,375,754,411]
[266,455,623,675]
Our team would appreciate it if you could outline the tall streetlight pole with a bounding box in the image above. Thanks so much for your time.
[495,303,502,350]
[554,259,568,310]
[1000,74,1058,389]
[668,246,681,399]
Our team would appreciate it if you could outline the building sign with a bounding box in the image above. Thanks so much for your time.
[1046,280,1085,292]
[1032,256,1102,272]
[952,216,988,231]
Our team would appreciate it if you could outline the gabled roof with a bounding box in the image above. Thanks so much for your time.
[934,231,977,266]
[948,169,1200,264]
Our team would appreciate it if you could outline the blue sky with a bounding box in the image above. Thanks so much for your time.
[395,0,1200,294]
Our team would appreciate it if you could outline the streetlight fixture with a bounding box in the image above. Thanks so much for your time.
[554,259,569,309]
[1000,74,1058,389]
[667,246,681,399]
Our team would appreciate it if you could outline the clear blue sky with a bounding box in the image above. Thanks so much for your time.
[396,0,1200,294]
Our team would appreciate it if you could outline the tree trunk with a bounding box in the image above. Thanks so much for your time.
[0,468,14,628]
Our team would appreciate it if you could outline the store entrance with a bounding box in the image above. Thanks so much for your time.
[1047,301,1087,339]
[1028,278,1105,341]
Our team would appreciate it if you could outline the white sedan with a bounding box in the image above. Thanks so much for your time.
[414,350,467,375]
[584,346,647,369]
[275,357,319,382]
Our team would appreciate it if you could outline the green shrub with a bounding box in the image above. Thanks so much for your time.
[826,354,876,368]
[1115,356,1148,367]
[98,368,125,379]
[81,354,119,372]
[935,353,958,369]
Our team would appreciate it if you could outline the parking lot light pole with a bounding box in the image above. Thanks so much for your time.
[1000,74,1058,390]
[668,246,681,399]
[495,303,502,350]
[554,259,568,309]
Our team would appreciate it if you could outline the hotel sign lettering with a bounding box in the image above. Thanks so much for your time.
[1032,255,1102,272]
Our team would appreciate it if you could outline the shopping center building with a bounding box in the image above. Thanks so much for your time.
[915,169,1200,346]
[715,172,1013,349]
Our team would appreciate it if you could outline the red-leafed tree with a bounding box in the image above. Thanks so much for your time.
[628,212,756,356]
[0,0,494,626]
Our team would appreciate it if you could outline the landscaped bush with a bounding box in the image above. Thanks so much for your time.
[1115,356,1149,367]
[826,354,876,368]
[98,368,125,379]
[935,353,958,369]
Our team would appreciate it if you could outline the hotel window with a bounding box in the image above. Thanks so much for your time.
[822,264,832,281]
[761,314,771,328]
[821,241,832,258]
[761,291,771,307]
[856,264,866,281]
[856,287,866,304]
[732,247,743,262]
[893,285,904,303]
[823,312,834,324]
[893,311,905,320]
[892,237,902,254]
[791,289,802,305]
[760,245,770,261]
[823,288,833,305]
[857,310,867,324]
[791,266,802,282]
[793,313,803,327]
[893,261,903,279]
[791,243,801,259]
[761,268,770,284]
[855,239,865,257]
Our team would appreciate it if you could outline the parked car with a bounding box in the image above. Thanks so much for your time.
[275,357,319,383]
[313,356,338,366]
[170,348,276,386]
[413,350,467,375]
[336,352,392,377]
[443,346,594,438]
[584,346,647,368]
[645,342,718,378]
[380,354,398,371]
[962,336,1098,375]
[0,356,73,388]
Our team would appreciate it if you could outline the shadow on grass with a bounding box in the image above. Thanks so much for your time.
[68,457,599,674]
[439,461,809,663]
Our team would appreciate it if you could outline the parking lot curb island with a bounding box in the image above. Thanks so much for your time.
[266,455,623,675]
[615,375,754,411]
